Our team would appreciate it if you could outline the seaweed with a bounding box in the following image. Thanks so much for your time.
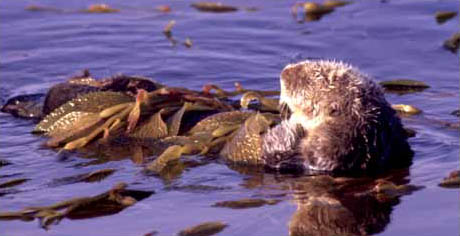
[0,183,153,230]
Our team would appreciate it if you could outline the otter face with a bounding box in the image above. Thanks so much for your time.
[279,60,403,172]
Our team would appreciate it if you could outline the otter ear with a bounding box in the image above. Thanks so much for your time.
[280,63,302,108]
[280,61,315,92]
[280,63,300,84]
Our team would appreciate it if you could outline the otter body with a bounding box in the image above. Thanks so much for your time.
[260,60,413,173]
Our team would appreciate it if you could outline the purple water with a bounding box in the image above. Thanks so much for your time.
[0,0,459,235]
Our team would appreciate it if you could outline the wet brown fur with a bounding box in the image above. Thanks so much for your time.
[273,60,413,173]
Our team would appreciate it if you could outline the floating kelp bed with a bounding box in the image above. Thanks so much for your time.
[1,72,286,178]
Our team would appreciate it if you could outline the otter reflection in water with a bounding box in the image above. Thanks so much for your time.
[232,167,421,236]
[289,176,399,236]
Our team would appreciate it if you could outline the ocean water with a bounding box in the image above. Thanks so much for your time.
[0,0,458,235]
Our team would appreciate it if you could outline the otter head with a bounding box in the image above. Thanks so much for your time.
[280,60,406,173]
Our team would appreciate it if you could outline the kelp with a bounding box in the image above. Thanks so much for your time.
[391,104,422,116]
[34,91,133,134]
[163,20,177,45]
[240,91,279,112]
[323,0,352,8]
[49,169,116,186]
[380,79,430,94]
[0,93,45,119]
[184,37,193,48]
[212,198,280,209]
[439,170,460,188]
[0,159,11,168]
[191,2,238,13]
[29,80,286,179]
[371,179,423,202]
[444,32,460,53]
[435,11,457,24]
[188,111,253,135]
[0,178,29,189]
[155,5,171,13]
[0,183,153,230]
[291,1,352,22]
[220,113,273,165]
[178,221,228,236]
[25,5,62,13]
[84,4,119,13]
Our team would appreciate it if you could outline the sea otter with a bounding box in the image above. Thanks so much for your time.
[258,60,413,173]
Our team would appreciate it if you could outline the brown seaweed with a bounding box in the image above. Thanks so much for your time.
[67,69,99,86]
[35,91,133,134]
[291,2,346,22]
[240,91,279,112]
[188,111,253,135]
[45,112,104,147]
[184,37,193,48]
[163,20,177,45]
[435,11,457,24]
[0,159,11,168]
[323,0,352,8]
[25,5,62,13]
[191,2,238,13]
[145,143,204,174]
[371,179,423,202]
[212,198,280,209]
[391,104,422,116]
[84,4,119,13]
[380,79,430,93]
[443,32,460,53]
[49,169,116,186]
[145,145,184,173]
[43,83,101,115]
[178,221,228,236]
[220,113,272,165]
[439,170,460,188]
[0,178,29,189]
[130,110,169,139]
[0,183,153,229]
[155,5,171,13]
[0,93,44,119]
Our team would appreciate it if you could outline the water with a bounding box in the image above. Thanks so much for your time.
[0,0,459,235]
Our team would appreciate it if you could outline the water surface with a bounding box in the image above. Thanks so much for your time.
[0,0,459,235]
